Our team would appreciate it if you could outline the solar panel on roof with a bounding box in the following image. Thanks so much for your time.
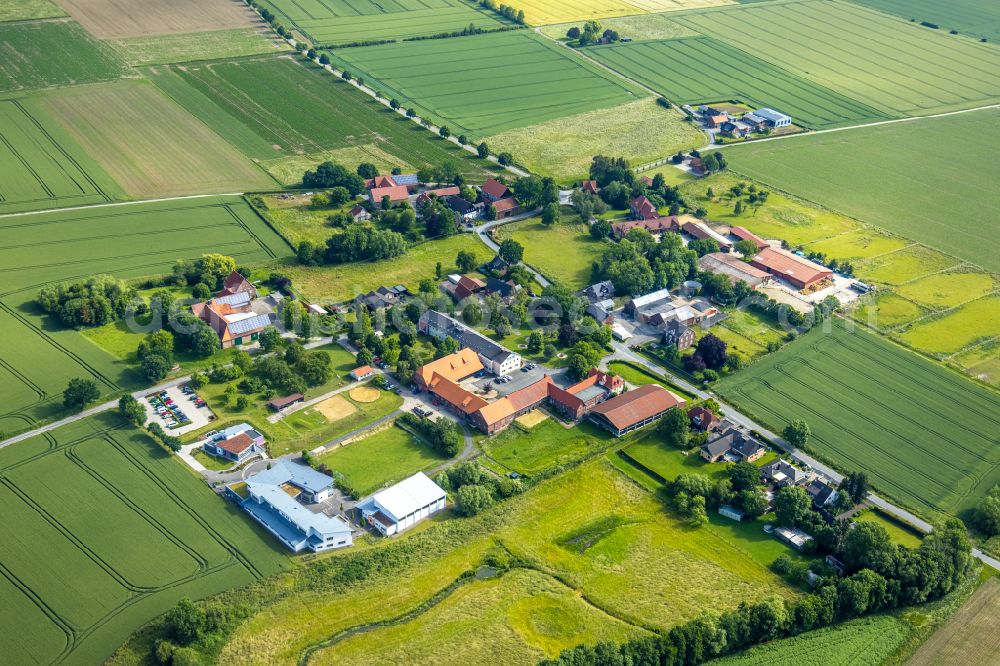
[392,173,418,185]
[228,314,270,335]
[215,292,251,306]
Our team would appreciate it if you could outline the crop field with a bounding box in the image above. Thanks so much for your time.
[854,0,1000,42]
[318,423,446,496]
[330,32,646,136]
[907,577,1000,666]
[587,37,889,129]
[487,98,703,181]
[894,272,996,310]
[540,13,698,41]
[0,20,126,93]
[0,0,65,21]
[725,108,1000,272]
[705,615,912,666]
[493,218,610,290]
[146,56,490,178]
[0,96,124,213]
[283,233,492,302]
[717,321,1000,518]
[57,0,259,38]
[109,28,287,66]
[41,80,276,197]
[674,0,1000,117]
[493,0,635,25]
[483,419,611,475]
[0,196,290,435]
[0,415,288,664]
[898,296,1000,356]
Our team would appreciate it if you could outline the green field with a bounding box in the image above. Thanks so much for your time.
[854,0,1000,42]
[483,419,610,475]
[674,0,1000,118]
[853,509,923,549]
[110,28,287,66]
[146,56,491,178]
[0,0,65,21]
[0,415,288,664]
[329,31,646,136]
[0,196,291,435]
[0,96,124,213]
[318,422,447,495]
[717,321,1000,518]
[898,296,1000,355]
[725,109,1000,272]
[587,36,889,129]
[0,20,126,93]
[493,217,610,290]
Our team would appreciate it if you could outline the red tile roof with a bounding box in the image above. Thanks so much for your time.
[631,196,658,220]
[352,365,374,377]
[481,178,509,199]
[370,185,410,202]
[217,432,254,455]
[612,216,680,237]
[750,247,833,289]
[366,175,397,189]
[582,180,599,194]
[491,197,520,214]
[730,226,768,250]
[591,384,685,431]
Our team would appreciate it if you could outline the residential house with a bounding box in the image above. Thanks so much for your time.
[663,319,695,350]
[611,216,681,239]
[484,277,521,303]
[415,186,461,208]
[218,271,257,299]
[351,365,374,381]
[481,255,510,276]
[688,405,718,431]
[805,478,840,509]
[761,459,812,487]
[267,393,304,412]
[706,113,730,129]
[354,285,409,311]
[418,310,521,376]
[358,472,447,536]
[230,460,351,553]
[365,175,398,189]
[480,178,510,202]
[689,156,706,176]
[191,291,271,348]
[202,423,265,463]
[750,247,833,291]
[349,204,371,222]
[700,426,765,463]
[581,180,599,194]
[446,195,481,222]
[577,280,615,303]
[630,195,658,221]
[589,384,686,437]
[720,121,750,138]
[700,437,732,463]
[369,184,410,208]
[730,435,766,462]
[698,252,771,288]
[754,108,792,128]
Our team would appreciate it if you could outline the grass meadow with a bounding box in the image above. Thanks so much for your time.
[853,509,924,549]
[487,97,703,182]
[493,217,610,290]
[0,19,126,93]
[0,414,289,664]
[329,32,646,137]
[110,28,288,66]
[0,196,291,436]
[854,0,1000,42]
[0,96,124,213]
[674,0,1000,117]
[146,56,491,179]
[482,418,611,475]
[725,109,1000,272]
[587,36,889,129]
[717,321,1000,519]
[0,0,65,21]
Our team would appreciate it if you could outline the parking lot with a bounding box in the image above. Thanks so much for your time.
[468,363,572,396]
[143,385,215,436]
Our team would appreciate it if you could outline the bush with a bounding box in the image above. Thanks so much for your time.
[456,484,494,516]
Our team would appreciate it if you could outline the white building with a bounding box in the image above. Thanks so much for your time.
[754,108,792,128]
[419,309,522,375]
[360,472,447,536]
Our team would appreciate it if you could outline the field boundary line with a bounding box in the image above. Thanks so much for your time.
[0,192,245,220]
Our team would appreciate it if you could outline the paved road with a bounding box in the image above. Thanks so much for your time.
[474,209,550,288]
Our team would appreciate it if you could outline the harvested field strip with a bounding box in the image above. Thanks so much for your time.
[330,31,645,136]
[675,0,1000,116]
[0,0,66,21]
[587,36,888,128]
[260,0,455,21]
[718,323,1000,517]
[56,0,260,39]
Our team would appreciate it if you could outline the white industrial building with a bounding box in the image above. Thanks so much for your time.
[359,472,448,536]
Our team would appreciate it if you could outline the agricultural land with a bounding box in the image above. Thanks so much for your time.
[717,321,1000,518]
[906,576,1000,666]
[109,28,288,67]
[327,31,647,137]
[853,0,1000,42]
[0,0,65,21]
[0,414,289,664]
[492,217,610,290]
[55,0,261,39]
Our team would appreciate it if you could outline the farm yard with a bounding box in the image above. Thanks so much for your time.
[328,31,646,137]
[0,196,290,435]
[55,0,261,39]
[0,19,126,93]
[587,37,890,129]
[724,108,1000,273]
[0,414,288,665]
[853,0,1000,42]
[486,98,703,182]
[146,56,491,179]
[0,96,124,213]
[673,0,1000,118]
[40,80,277,197]
[717,321,1000,519]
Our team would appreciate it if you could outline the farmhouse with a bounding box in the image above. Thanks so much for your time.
[231,460,351,553]
[351,365,374,381]
[490,197,521,219]
[218,271,257,299]
[750,247,833,291]
[698,252,771,288]
[419,310,522,375]
[201,423,265,463]
[630,195,659,220]
[369,184,410,207]
[548,369,624,420]
[484,277,521,303]
[358,472,447,536]
[191,290,271,348]
[447,195,481,222]
[589,384,686,437]
[480,178,510,201]
[267,393,304,412]
[611,215,681,239]
[349,204,370,222]
[720,121,751,138]
[663,319,695,350]
[415,185,460,208]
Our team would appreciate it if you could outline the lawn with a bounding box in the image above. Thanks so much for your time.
[853,0,1000,42]
[0,414,288,665]
[259,195,353,246]
[623,438,727,482]
[146,55,491,178]
[587,36,889,129]
[674,0,1000,118]
[493,217,609,290]
[898,296,1000,356]
[282,233,493,303]
[328,31,647,137]
[482,418,611,475]
[855,246,960,286]
[725,108,1000,272]
[0,0,65,21]
[486,97,703,182]
[894,272,996,310]
[718,308,786,349]
[109,28,288,66]
[0,96,124,213]
[0,196,291,435]
[317,422,447,495]
[717,320,1000,518]
[851,294,925,331]
[0,19,126,93]
[853,509,923,549]
[40,80,276,197]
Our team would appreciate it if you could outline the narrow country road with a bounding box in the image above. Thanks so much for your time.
[474,208,551,288]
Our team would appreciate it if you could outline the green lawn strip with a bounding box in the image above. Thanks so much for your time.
[109,28,287,67]
[607,360,696,400]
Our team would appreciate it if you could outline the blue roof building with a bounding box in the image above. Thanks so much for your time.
[231,461,351,553]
